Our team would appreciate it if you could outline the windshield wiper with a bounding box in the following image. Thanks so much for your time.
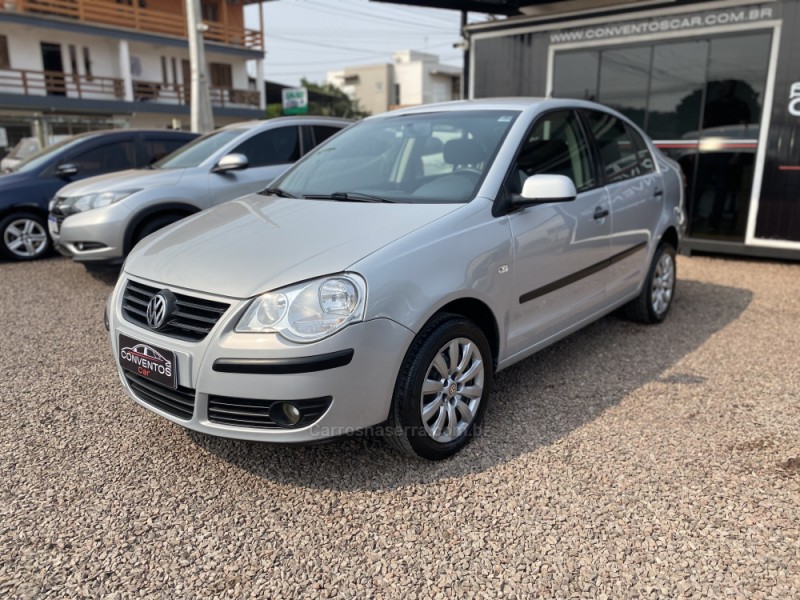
[261,187,297,199]
[303,192,395,203]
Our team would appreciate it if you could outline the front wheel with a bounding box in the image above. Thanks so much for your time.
[385,313,492,460]
[0,212,51,261]
[623,241,676,324]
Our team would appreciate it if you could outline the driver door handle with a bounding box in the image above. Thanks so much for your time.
[593,206,609,220]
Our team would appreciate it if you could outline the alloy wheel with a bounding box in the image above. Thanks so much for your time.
[420,337,484,444]
[651,252,675,316]
[3,218,49,259]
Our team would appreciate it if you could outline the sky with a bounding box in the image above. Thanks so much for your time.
[243,0,491,88]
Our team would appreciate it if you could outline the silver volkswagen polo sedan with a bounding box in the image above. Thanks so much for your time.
[107,98,685,460]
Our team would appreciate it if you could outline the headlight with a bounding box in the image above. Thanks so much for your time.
[62,189,141,214]
[235,274,367,342]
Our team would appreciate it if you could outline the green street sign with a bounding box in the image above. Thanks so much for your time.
[282,87,308,115]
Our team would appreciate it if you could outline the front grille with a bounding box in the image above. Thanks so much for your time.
[124,371,196,420]
[208,395,332,429]
[122,280,230,342]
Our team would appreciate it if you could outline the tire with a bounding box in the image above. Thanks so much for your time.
[623,241,677,324]
[385,313,493,460]
[132,214,186,249]
[0,212,51,261]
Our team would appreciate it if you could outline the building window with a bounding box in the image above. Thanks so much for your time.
[209,62,232,88]
[201,2,219,22]
[161,56,168,84]
[0,35,9,69]
[171,57,178,85]
[82,47,93,81]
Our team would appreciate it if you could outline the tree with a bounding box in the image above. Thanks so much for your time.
[300,78,370,119]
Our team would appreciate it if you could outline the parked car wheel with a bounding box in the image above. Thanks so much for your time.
[0,212,51,261]
[386,313,492,460]
[623,241,677,324]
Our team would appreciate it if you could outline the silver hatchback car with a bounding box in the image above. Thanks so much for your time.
[50,116,351,268]
[107,99,685,460]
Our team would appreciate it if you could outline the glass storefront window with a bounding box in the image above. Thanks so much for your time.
[647,40,709,140]
[598,46,652,129]
[553,51,599,101]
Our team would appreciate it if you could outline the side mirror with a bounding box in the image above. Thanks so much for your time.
[511,174,577,208]
[212,153,248,173]
[56,163,78,178]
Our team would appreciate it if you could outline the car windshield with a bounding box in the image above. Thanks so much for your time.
[273,110,520,204]
[153,128,243,169]
[13,136,87,174]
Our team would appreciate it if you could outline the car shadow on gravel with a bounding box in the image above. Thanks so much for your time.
[187,279,753,491]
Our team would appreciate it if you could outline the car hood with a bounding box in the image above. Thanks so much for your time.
[0,170,36,191]
[57,168,186,197]
[126,194,464,299]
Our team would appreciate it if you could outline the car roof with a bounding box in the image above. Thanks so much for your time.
[219,116,354,132]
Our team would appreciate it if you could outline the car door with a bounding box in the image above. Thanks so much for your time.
[207,126,301,206]
[582,110,663,301]
[59,136,137,181]
[504,109,613,359]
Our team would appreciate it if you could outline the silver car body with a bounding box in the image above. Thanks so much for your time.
[108,98,684,444]
[51,116,351,264]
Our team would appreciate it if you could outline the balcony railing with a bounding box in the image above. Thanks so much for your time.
[1,0,264,50]
[0,68,260,108]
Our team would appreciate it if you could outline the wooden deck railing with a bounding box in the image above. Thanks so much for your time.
[0,68,260,108]
[1,0,263,50]
[0,67,124,99]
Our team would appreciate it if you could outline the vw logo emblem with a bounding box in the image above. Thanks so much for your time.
[146,290,174,330]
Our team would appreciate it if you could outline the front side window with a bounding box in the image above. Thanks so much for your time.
[507,110,596,194]
[275,110,519,204]
[583,110,642,183]
[232,126,301,167]
[69,141,136,176]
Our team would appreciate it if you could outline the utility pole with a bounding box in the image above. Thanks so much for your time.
[186,0,214,132]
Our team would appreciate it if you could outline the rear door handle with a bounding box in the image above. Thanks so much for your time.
[593,206,609,220]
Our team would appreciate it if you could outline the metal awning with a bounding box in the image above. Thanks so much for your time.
[370,0,547,15]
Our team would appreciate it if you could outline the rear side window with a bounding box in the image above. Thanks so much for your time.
[142,137,191,166]
[626,125,656,175]
[69,140,136,176]
[583,110,644,183]
[232,126,301,167]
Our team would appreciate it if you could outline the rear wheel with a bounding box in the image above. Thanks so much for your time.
[623,241,676,324]
[386,313,492,460]
[0,212,50,261]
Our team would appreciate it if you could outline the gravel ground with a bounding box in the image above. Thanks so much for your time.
[0,254,798,598]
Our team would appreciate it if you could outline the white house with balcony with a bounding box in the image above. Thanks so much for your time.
[0,0,269,149]
[327,50,462,116]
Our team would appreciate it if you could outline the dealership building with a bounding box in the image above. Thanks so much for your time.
[383,0,800,258]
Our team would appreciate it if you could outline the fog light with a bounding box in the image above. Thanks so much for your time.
[270,402,302,427]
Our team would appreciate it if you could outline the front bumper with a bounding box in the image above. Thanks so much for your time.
[51,202,132,263]
[109,275,415,443]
